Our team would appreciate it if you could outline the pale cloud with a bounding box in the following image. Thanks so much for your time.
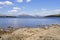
[8,10,18,12]
[7,9,60,16]
[16,0,31,3]
[52,9,60,12]
[41,8,48,11]
[40,9,60,16]
[4,1,13,5]
[8,7,20,13]
[0,1,13,5]
[26,0,31,3]
[0,2,4,4]
[29,9,60,16]
[0,7,3,8]
[13,7,21,10]
[17,0,23,3]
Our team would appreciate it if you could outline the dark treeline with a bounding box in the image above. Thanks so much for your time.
[45,14,60,17]
[0,16,16,18]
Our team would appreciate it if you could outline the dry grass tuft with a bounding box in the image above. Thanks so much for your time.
[0,24,60,40]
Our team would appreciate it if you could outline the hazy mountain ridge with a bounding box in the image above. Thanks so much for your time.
[0,14,41,18]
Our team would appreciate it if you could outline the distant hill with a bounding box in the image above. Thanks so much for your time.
[45,14,60,17]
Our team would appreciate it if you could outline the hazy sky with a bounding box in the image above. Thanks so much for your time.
[0,0,60,16]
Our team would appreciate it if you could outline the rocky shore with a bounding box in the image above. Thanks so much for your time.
[0,24,60,40]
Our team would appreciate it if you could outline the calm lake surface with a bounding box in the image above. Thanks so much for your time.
[0,17,60,28]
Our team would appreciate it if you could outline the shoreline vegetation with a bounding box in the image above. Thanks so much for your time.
[0,24,60,40]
